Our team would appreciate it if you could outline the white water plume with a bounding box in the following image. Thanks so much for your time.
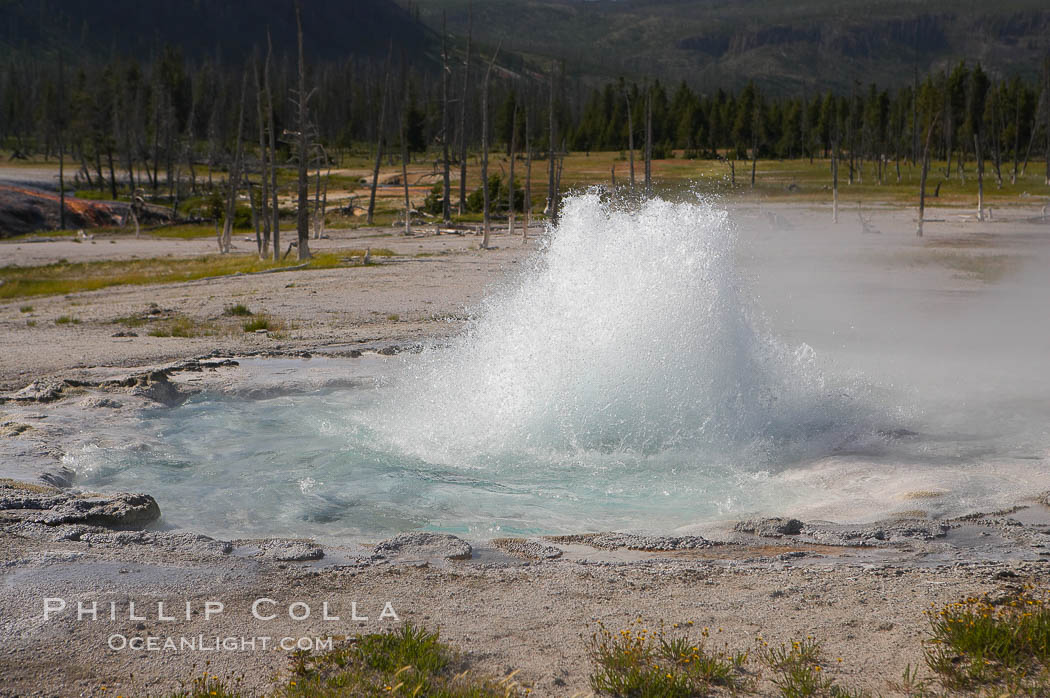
[370,193,885,468]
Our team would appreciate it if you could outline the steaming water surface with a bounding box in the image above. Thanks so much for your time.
[69,195,1050,540]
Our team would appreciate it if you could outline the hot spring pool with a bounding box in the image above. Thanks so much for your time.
[66,195,1050,541]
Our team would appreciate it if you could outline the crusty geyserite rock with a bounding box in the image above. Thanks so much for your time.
[734,517,804,537]
[372,532,472,561]
[0,482,160,529]
[492,537,564,560]
[257,539,325,561]
[545,532,718,551]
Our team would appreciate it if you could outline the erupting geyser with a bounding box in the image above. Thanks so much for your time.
[370,193,878,465]
[77,194,1050,540]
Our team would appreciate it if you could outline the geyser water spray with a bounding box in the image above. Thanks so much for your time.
[369,193,880,468]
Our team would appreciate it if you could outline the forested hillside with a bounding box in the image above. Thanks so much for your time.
[0,0,435,63]
[1,0,1047,240]
[409,0,1050,93]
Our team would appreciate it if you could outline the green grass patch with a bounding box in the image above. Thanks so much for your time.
[54,315,79,325]
[279,624,518,697]
[166,671,245,698]
[756,636,864,698]
[590,620,749,697]
[18,304,32,312]
[147,315,216,338]
[146,224,218,239]
[924,586,1050,692]
[242,315,273,332]
[0,251,357,300]
[224,303,253,317]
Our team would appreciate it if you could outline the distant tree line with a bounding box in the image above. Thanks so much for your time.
[2,44,1048,224]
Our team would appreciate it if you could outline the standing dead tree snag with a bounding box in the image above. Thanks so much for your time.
[974,133,984,221]
[832,138,839,224]
[253,55,271,258]
[917,124,935,236]
[644,82,652,195]
[294,1,312,260]
[398,53,412,236]
[458,2,473,215]
[522,107,532,244]
[546,65,557,221]
[507,100,517,235]
[440,13,452,224]
[624,83,635,193]
[367,42,393,226]
[220,69,248,254]
[265,30,280,261]
[480,42,501,250]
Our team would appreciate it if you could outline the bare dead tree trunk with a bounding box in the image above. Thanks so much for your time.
[400,70,411,237]
[832,139,839,223]
[313,164,322,239]
[750,135,757,190]
[975,133,984,221]
[644,83,652,195]
[1046,83,1050,187]
[1011,94,1020,185]
[911,68,919,165]
[458,1,473,214]
[625,88,635,192]
[918,125,934,236]
[523,108,531,243]
[480,43,501,249]
[57,51,66,230]
[295,1,311,260]
[546,66,556,221]
[254,55,270,259]
[221,69,248,254]
[249,180,260,250]
[265,30,279,261]
[507,101,517,234]
[320,166,328,239]
[367,42,392,225]
[1045,56,1050,186]
[441,12,451,223]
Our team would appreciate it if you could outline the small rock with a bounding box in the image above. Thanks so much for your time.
[79,396,123,409]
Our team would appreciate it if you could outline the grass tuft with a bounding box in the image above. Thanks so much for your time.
[147,315,215,338]
[243,315,273,332]
[590,620,748,697]
[757,636,867,698]
[54,315,79,325]
[224,303,253,317]
[924,586,1050,692]
[278,624,516,697]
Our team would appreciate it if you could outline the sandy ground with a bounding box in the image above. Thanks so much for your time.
[2,200,1050,696]
[0,224,535,392]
